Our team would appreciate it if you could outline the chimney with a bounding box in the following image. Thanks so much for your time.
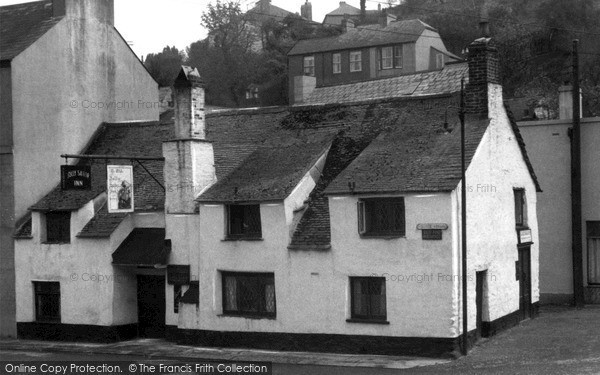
[378,9,393,27]
[53,0,114,25]
[559,85,583,120]
[163,66,216,214]
[342,17,355,32]
[465,37,501,116]
[301,1,312,21]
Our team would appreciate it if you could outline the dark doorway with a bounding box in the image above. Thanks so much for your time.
[475,271,486,338]
[137,275,165,338]
[518,246,532,320]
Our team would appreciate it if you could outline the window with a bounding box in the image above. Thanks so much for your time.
[394,46,403,69]
[435,52,444,69]
[349,51,362,72]
[357,198,405,237]
[34,282,60,322]
[381,46,393,69]
[332,53,341,74]
[514,189,526,227]
[350,277,386,321]
[174,284,182,313]
[303,56,315,76]
[222,272,275,318]
[587,221,600,285]
[46,211,70,243]
[227,204,262,239]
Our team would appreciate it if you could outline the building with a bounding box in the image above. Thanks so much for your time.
[322,1,382,26]
[518,88,600,305]
[288,18,460,104]
[15,35,541,357]
[0,0,158,337]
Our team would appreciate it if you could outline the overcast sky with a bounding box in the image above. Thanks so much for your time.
[0,0,381,58]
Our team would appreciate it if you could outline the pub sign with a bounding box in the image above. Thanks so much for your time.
[107,165,134,213]
[61,165,91,190]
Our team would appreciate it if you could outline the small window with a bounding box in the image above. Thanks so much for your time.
[34,282,60,322]
[46,211,71,243]
[349,51,362,72]
[587,221,600,285]
[174,284,183,313]
[332,53,341,74]
[394,46,403,68]
[350,277,386,321]
[222,272,275,318]
[357,198,405,237]
[227,204,262,239]
[514,189,526,227]
[303,56,315,76]
[436,52,444,69]
[380,46,393,69]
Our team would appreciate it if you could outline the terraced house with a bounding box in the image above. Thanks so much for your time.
[14,28,542,357]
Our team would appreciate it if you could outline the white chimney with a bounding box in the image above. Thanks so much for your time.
[163,66,216,214]
[559,85,583,120]
[53,0,114,25]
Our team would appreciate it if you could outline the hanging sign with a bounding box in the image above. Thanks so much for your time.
[518,228,532,244]
[107,165,134,213]
[61,165,91,190]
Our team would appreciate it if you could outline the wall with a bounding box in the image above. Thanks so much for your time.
[457,83,540,333]
[519,117,600,303]
[414,29,448,72]
[320,49,371,86]
[374,43,416,78]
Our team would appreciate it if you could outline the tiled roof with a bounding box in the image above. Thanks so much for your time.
[78,205,128,238]
[14,214,32,239]
[288,19,435,56]
[0,0,62,61]
[303,62,468,105]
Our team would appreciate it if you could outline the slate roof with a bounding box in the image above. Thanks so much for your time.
[0,0,62,61]
[288,19,436,56]
[303,62,468,105]
[325,2,360,16]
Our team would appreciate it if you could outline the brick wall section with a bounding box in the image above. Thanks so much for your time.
[466,38,500,116]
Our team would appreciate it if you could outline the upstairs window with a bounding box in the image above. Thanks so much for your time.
[350,277,386,322]
[222,272,276,318]
[436,52,444,69]
[349,51,362,72]
[380,46,403,70]
[332,53,341,74]
[357,198,405,237]
[227,204,262,239]
[46,211,71,244]
[514,189,526,228]
[394,46,403,69]
[34,282,60,322]
[303,56,315,76]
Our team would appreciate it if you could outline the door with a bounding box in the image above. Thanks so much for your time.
[475,271,486,338]
[518,247,531,320]
[137,275,166,338]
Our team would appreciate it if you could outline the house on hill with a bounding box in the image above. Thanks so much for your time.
[15,33,541,357]
[288,18,461,104]
[0,0,158,338]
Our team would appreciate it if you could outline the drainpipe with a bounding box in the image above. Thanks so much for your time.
[571,40,584,308]
[460,78,468,355]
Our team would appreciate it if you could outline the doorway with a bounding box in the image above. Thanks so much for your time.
[137,275,165,338]
[518,246,531,320]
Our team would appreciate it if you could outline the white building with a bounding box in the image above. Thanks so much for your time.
[15,37,541,357]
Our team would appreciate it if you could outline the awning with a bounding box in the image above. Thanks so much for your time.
[112,228,170,266]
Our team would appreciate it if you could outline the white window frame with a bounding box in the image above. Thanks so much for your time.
[380,46,393,70]
[332,53,341,74]
[349,51,362,72]
[394,46,403,69]
[436,52,444,69]
[303,56,315,76]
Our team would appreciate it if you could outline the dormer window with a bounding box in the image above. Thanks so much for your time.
[45,211,71,244]
[379,46,403,70]
[226,204,262,239]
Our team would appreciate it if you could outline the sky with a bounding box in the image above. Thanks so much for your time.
[0,0,383,58]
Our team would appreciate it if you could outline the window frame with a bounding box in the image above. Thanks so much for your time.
[514,189,527,228]
[34,281,60,322]
[45,211,71,244]
[349,277,387,322]
[303,55,315,76]
[587,221,600,285]
[380,46,393,70]
[221,272,276,318]
[226,204,262,240]
[332,52,342,74]
[394,45,403,69]
[435,52,444,69]
[349,51,362,72]
[357,197,406,237]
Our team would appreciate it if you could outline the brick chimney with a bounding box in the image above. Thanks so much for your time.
[301,0,312,21]
[465,37,501,116]
[163,66,216,214]
[53,0,114,24]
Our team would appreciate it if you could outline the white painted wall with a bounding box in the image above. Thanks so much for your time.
[415,29,449,71]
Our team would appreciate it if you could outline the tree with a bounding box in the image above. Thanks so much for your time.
[144,46,185,87]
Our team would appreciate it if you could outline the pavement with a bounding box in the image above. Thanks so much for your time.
[2,305,600,372]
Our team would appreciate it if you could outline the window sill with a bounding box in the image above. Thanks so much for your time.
[42,241,71,245]
[218,313,276,320]
[359,234,404,240]
[346,318,389,325]
[35,319,61,323]
[222,237,264,242]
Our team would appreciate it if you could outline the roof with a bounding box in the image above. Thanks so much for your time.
[246,2,297,24]
[0,0,62,61]
[112,228,169,266]
[288,19,436,56]
[303,62,468,105]
[325,2,360,16]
